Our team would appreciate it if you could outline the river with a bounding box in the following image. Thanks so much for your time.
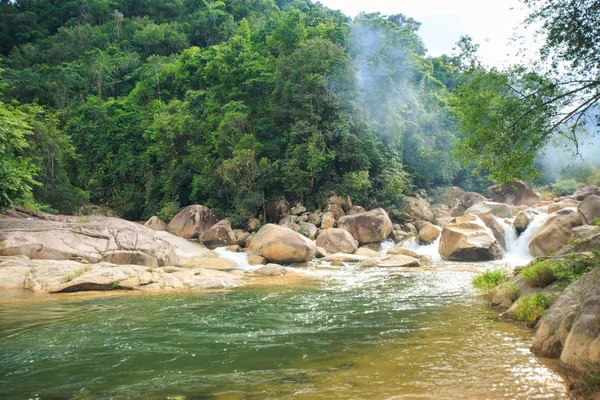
[0,214,571,399]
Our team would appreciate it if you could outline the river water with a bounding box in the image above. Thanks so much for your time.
[0,216,571,399]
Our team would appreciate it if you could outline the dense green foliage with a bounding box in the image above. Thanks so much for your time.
[451,0,600,183]
[472,268,510,302]
[0,0,475,221]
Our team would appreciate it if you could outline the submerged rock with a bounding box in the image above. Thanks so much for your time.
[438,215,503,261]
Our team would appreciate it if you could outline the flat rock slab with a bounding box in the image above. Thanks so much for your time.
[322,253,369,263]
[360,254,421,268]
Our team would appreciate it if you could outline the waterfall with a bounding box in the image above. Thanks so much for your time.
[213,247,256,271]
[502,212,550,266]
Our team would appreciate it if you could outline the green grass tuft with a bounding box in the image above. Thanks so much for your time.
[61,265,93,283]
[520,254,598,288]
[514,294,550,326]
[472,269,509,291]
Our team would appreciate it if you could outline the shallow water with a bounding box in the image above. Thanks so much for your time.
[0,262,568,400]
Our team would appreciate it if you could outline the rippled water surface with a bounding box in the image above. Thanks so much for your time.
[0,264,568,399]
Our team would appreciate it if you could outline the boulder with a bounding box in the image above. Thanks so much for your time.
[308,212,322,226]
[279,215,299,225]
[434,217,454,228]
[265,198,289,223]
[248,255,267,265]
[248,224,316,264]
[360,254,421,268]
[488,180,541,207]
[315,247,329,258]
[529,209,583,257]
[404,223,418,235]
[514,208,539,235]
[320,212,336,229]
[199,220,236,249]
[337,208,393,245]
[315,228,358,254]
[0,257,243,293]
[254,264,288,276]
[464,201,513,218]
[346,206,366,215]
[419,224,441,244]
[574,185,600,201]
[532,265,600,369]
[404,197,434,223]
[297,214,309,223]
[233,230,250,247]
[144,216,166,231]
[166,205,218,239]
[297,222,318,239]
[322,253,368,263]
[548,199,579,214]
[0,216,230,269]
[438,215,503,261]
[578,195,600,225]
[556,226,600,255]
[247,218,262,233]
[355,247,380,257]
[459,192,487,210]
[324,204,345,220]
[290,204,307,216]
[414,220,432,232]
[477,212,511,249]
[387,247,419,257]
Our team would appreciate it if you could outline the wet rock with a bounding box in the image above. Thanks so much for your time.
[338,208,393,244]
[248,255,267,266]
[322,253,368,263]
[387,247,419,258]
[439,215,503,261]
[529,209,583,257]
[360,254,421,268]
[254,264,288,276]
[166,205,218,239]
[514,208,539,235]
[248,224,316,264]
[315,228,358,254]
[355,247,380,257]
[419,224,441,244]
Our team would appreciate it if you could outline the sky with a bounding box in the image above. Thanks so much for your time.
[317,0,539,67]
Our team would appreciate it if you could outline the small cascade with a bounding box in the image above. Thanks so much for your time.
[213,247,256,271]
[502,212,550,266]
[398,235,442,261]
[379,239,397,254]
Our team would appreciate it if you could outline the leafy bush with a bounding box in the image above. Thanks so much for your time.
[472,269,510,291]
[520,255,598,288]
[427,187,456,208]
[519,262,556,287]
[514,294,550,326]
[472,269,510,302]
[550,178,581,196]
[157,201,180,223]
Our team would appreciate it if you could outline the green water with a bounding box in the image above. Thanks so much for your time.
[0,267,568,399]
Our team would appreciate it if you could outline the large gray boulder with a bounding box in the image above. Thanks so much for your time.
[438,215,503,261]
[338,208,393,244]
[315,228,358,254]
[0,216,232,269]
[529,209,583,257]
[404,197,434,223]
[578,195,600,225]
[248,224,316,264]
[166,205,218,239]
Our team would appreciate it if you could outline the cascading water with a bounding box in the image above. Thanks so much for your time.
[501,212,550,267]
[213,247,256,271]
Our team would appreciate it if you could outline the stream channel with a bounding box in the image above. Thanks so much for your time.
[0,213,572,399]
